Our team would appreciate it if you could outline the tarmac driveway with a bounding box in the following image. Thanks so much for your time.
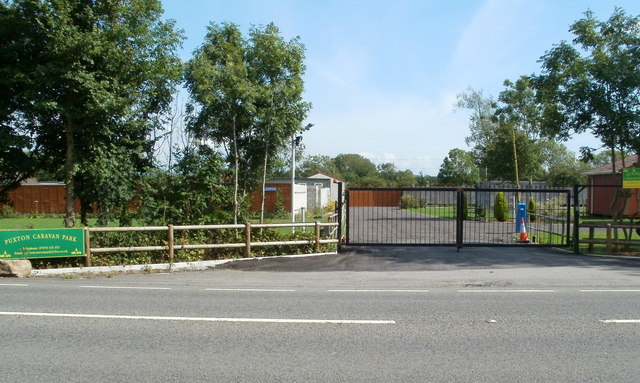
[216,246,640,272]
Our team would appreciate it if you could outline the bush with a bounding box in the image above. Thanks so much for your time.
[475,206,487,219]
[0,205,20,218]
[460,192,468,220]
[273,190,287,218]
[399,195,426,209]
[494,192,509,222]
[528,197,537,222]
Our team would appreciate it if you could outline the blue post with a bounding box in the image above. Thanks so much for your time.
[516,202,527,233]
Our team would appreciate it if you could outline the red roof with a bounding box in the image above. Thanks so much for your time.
[583,155,639,176]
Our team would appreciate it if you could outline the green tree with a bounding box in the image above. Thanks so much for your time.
[185,22,310,224]
[540,140,588,186]
[456,87,499,172]
[535,8,640,169]
[482,124,544,182]
[535,8,640,219]
[299,154,338,177]
[495,76,545,194]
[3,0,183,227]
[333,154,379,186]
[437,148,479,185]
[247,23,310,223]
[137,146,233,225]
[185,22,255,224]
[0,3,35,204]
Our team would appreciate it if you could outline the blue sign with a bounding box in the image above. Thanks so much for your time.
[264,187,277,192]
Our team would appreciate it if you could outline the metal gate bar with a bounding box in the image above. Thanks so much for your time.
[344,187,572,248]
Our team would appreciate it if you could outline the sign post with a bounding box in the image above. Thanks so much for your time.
[0,228,85,260]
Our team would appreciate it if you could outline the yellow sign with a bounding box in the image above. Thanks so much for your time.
[623,168,640,189]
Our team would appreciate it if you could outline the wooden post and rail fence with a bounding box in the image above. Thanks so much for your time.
[84,221,340,267]
[580,221,640,254]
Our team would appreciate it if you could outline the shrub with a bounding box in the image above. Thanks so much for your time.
[460,192,468,220]
[494,192,509,222]
[528,196,537,222]
[0,205,20,218]
[400,195,426,209]
[475,206,487,219]
[273,190,287,218]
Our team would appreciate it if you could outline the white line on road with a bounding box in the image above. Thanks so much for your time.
[458,289,555,293]
[580,289,640,293]
[600,319,640,324]
[79,286,172,290]
[328,289,430,293]
[0,283,28,287]
[204,288,296,292]
[0,311,395,325]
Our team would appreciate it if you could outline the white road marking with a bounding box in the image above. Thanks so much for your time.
[0,283,28,287]
[204,288,296,292]
[79,286,172,290]
[580,289,640,293]
[458,289,555,293]
[600,319,640,324]
[0,311,395,325]
[328,289,430,293]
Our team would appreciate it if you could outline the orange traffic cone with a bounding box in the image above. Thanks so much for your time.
[519,217,530,243]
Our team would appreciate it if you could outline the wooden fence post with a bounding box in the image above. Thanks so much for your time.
[606,223,612,254]
[84,227,91,267]
[315,221,321,253]
[168,225,174,266]
[245,222,251,258]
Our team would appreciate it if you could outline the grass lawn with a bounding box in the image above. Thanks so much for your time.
[0,217,88,230]
[407,206,494,220]
[0,215,329,231]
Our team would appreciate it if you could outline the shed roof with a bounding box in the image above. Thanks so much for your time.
[583,155,639,176]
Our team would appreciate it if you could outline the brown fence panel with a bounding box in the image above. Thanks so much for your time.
[7,184,80,214]
[348,189,401,207]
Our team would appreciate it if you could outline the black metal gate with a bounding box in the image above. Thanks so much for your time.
[343,187,572,248]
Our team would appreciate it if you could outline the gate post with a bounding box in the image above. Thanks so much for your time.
[456,189,464,251]
[573,185,581,254]
[337,181,344,251]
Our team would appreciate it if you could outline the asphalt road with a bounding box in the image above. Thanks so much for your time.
[2,247,640,382]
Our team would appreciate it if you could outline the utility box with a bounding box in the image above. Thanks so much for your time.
[516,202,527,233]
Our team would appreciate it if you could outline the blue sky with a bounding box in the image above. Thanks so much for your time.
[161,0,640,175]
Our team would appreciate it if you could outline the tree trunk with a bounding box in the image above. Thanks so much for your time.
[259,148,269,224]
[511,127,520,203]
[232,115,239,225]
[64,119,75,228]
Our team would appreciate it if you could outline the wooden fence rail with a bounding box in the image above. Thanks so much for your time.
[84,222,339,267]
[580,221,640,254]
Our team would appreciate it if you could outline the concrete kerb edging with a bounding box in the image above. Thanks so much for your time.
[30,252,337,277]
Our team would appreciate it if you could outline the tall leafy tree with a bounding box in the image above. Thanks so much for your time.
[185,22,254,224]
[437,148,479,186]
[185,22,310,224]
[247,23,310,223]
[495,76,545,193]
[0,2,35,204]
[456,87,499,170]
[535,7,640,218]
[535,7,640,165]
[3,0,183,226]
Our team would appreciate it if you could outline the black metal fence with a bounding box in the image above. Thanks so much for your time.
[344,187,572,248]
